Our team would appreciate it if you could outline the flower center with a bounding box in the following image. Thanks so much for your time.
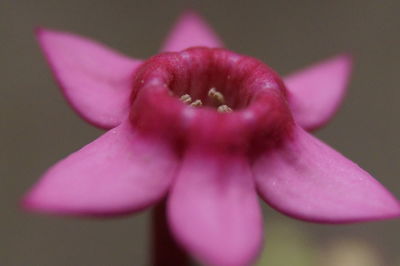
[179,88,233,112]
[130,47,294,153]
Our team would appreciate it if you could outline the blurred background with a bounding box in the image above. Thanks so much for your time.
[1,0,400,265]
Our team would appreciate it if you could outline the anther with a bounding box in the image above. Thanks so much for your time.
[217,105,233,113]
[208,88,225,104]
[180,94,192,104]
[190,99,203,107]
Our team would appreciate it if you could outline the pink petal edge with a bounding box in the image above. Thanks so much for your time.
[161,10,224,52]
[22,121,178,216]
[284,54,353,131]
[254,126,400,223]
[168,148,263,266]
[36,28,142,129]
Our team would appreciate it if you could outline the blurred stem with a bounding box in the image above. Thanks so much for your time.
[151,199,191,266]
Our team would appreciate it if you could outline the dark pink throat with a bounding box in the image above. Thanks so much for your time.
[130,47,294,154]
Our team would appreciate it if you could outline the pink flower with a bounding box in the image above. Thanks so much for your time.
[23,11,400,266]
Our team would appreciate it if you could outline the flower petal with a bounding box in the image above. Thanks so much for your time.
[23,121,178,216]
[168,148,263,266]
[161,10,223,52]
[284,54,352,130]
[254,126,400,223]
[36,28,142,129]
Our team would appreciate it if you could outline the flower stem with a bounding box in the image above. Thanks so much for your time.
[151,200,192,266]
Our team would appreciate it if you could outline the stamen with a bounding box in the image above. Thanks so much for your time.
[179,91,231,111]
[208,88,225,104]
[180,94,192,104]
[190,99,203,107]
[217,105,233,113]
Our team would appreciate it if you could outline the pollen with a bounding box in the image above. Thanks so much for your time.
[217,105,233,113]
[190,99,203,107]
[180,94,192,104]
[179,94,203,108]
[208,88,225,104]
